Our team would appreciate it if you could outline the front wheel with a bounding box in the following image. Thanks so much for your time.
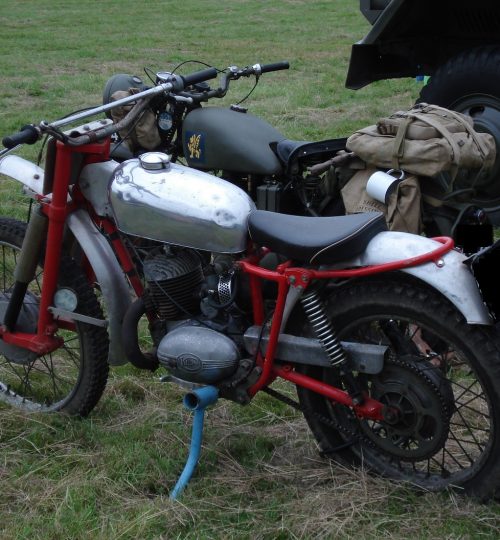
[297,277,500,499]
[0,218,109,415]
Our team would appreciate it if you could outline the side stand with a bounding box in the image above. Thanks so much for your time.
[170,385,219,500]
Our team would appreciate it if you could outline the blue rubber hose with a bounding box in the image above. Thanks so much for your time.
[170,386,219,500]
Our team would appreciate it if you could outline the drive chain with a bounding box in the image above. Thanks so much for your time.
[262,386,375,455]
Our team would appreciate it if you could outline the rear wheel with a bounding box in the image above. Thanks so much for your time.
[297,278,500,498]
[0,218,109,415]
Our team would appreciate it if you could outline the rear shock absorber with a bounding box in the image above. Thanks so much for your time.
[300,289,347,366]
[300,289,364,404]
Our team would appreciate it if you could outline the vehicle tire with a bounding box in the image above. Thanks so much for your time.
[0,217,109,415]
[296,276,500,499]
[418,46,500,205]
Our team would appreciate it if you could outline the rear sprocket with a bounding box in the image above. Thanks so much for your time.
[358,355,454,462]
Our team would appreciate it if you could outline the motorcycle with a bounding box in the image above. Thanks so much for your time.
[1,66,500,499]
[103,61,495,252]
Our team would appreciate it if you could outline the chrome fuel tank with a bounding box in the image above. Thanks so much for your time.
[109,153,255,253]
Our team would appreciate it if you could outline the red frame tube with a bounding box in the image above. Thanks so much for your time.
[274,365,385,420]
[98,218,145,297]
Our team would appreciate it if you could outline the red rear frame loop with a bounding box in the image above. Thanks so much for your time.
[239,236,454,413]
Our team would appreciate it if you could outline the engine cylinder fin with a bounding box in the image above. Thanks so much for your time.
[144,249,203,319]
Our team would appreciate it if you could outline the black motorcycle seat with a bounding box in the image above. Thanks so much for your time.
[275,139,310,164]
[248,210,387,264]
[275,137,348,174]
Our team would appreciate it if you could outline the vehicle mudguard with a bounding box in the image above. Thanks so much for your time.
[67,210,131,365]
[343,231,492,325]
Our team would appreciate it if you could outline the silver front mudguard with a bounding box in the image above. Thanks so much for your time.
[342,231,491,325]
[67,210,132,365]
[0,155,45,194]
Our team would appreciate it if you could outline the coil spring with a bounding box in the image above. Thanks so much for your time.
[301,289,347,366]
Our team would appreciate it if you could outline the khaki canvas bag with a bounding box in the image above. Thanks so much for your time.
[341,167,422,234]
[346,104,495,182]
[110,88,161,152]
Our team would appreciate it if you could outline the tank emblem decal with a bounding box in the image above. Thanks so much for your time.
[186,131,205,163]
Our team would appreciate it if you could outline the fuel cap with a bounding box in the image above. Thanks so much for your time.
[139,152,171,171]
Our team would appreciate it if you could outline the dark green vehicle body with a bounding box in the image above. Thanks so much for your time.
[347,0,500,89]
[347,0,500,223]
[182,107,284,175]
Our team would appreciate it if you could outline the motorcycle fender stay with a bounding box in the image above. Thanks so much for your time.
[67,210,132,365]
[344,231,491,325]
[0,155,45,195]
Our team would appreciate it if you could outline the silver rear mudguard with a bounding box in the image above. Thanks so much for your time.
[342,231,491,325]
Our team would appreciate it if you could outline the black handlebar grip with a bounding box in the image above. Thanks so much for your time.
[260,61,290,74]
[2,125,39,149]
[181,67,218,88]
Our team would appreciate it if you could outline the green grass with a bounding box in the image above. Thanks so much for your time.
[1,0,500,538]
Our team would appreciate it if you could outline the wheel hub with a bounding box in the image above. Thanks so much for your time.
[0,291,39,364]
[360,356,454,462]
[452,94,500,204]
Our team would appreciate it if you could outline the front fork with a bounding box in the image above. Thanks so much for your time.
[0,203,67,354]
[3,206,48,331]
[1,141,109,354]
[4,143,74,337]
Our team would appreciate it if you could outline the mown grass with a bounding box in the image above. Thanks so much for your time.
[1,1,500,538]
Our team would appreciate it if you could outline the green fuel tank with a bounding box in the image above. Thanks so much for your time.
[182,107,286,175]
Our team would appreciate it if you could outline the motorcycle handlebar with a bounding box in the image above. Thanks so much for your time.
[180,67,218,88]
[259,61,289,74]
[1,62,283,150]
[183,60,290,103]
[2,66,221,149]
[2,125,39,149]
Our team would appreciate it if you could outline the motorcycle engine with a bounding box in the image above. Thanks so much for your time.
[143,247,245,385]
[143,247,204,319]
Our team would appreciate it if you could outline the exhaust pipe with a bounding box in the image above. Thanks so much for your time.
[121,297,159,371]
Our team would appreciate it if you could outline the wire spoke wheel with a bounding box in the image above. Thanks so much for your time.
[336,321,489,479]
[0,218,109,415]
[296,278,500,498]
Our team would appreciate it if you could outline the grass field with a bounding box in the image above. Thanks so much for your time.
[1,1,500,538]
